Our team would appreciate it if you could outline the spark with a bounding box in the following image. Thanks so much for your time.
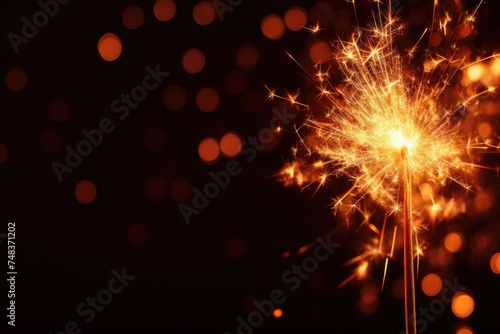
[275,0,499,323]
[305,22,322,34]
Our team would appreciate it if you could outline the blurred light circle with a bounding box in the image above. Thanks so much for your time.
[456,326,474,334]
[182,48,206,74]
[477,122,492,139]
[98,33,122,61]
[40,129,62,153]
[490,253,500,274]
[284,6,308,31]
[75,180,97,204]
[144,176,166,200]
[421,273,442,296]
[452,293,475,318]
[170,178,193,202]
[5,67,28,92]
[309,41,330,63]
[444,232,465,253]
[193,1,215,25]
[220,132,241,157]
[198,137,220,163]
[48,99,70,123]
[122,5,145,29]
[430,32,442,47]
[261,14,285,40]
[196,87,219,112]
[154,0,176,21]
[163,84,187,110]
[225,236,247,259]
[236,44,259,70]
[473,191,492,213]
[127,222,148,245]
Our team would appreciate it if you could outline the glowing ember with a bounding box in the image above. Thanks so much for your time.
[275,0,497,277]
[273,1,498,333]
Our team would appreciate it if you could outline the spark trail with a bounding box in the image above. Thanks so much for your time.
[273,1,498,333]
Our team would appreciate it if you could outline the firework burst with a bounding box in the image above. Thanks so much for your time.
[272,1,498,333]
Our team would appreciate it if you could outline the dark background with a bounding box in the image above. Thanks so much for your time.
[2,0,500,333]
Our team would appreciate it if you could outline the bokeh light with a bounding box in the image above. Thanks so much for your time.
[261,14,286,40]
[122,5,144,29]
[170,178,193,202]
[163,84,187,110]
[452,293,475,318]
[430,31,442,47]
[75,180,97,204]
[242,296,259,314]
[196,87,219,112]
[473,191,493,213]
[127,222,148,245]
[391,278,404,299]
[421,273,442,297]
[309,41,331,64]
[477,122,492,139]
[198,137,220,163]
[358,283,379,314]
[98,33,122,61]
[193,1,215,26]
[470,229,492,254]
[144,176,166,200]
[48,99,70,123]
[456,326,474,334]
[0,143,8,165]
[40,129,62,154]
[182,48,206,74]
[458,23,471,38]
[492,58,500,75]
[220,132,242,157]
[490,253,500,274]
[273,308,283,318]
[466,64,484,82]
[5,67,28,92]
[444,232,465,253]
[225,236,247,259]
[236,44,259,70]
[154,0,176,22]
[284,6,308,31]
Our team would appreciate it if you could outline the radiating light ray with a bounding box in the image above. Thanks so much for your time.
[381,225,398,293]
[275,0,499,313]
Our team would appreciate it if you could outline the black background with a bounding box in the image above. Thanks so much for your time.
[2,0,500,333]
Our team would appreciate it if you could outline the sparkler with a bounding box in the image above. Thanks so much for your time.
[272,1,498,333]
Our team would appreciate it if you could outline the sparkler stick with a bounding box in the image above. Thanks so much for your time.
[402,148,416,334]
[272,1,498,333]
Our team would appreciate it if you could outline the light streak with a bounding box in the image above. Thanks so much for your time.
[274,1,498,333]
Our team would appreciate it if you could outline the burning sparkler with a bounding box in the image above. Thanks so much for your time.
[272,1,498,333]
